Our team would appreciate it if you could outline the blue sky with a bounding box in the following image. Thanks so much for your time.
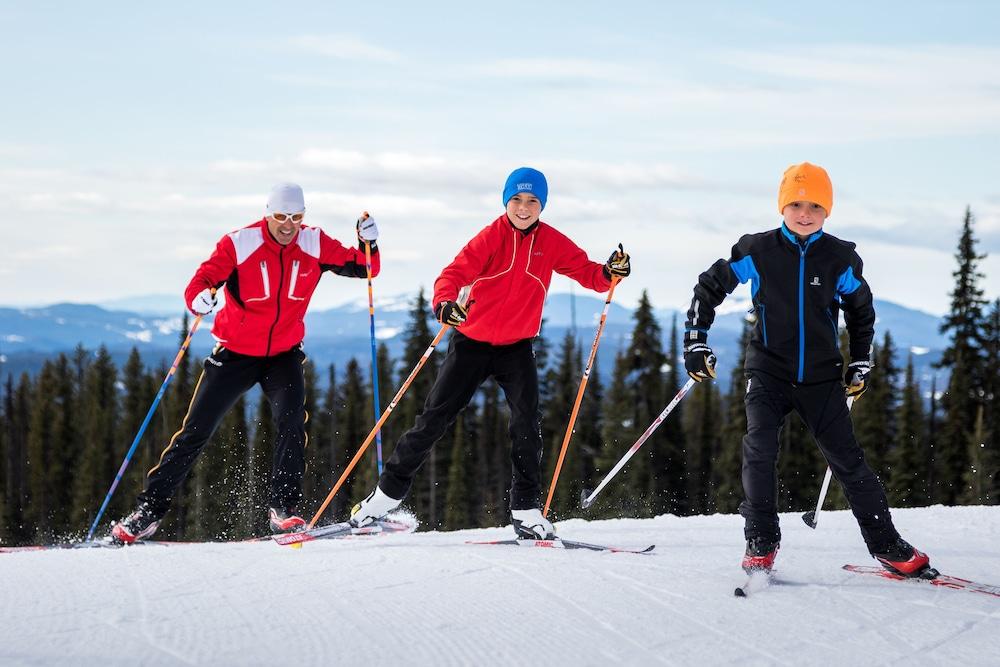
[2,1,998,316]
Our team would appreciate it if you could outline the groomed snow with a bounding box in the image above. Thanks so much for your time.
[2,506,997,666]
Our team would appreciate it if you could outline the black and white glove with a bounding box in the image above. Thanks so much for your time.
[357,213,379,243]
[683,342,717,382]
[844,360,872,399]
[603,243,630,279]
[435,300,468,327]
[190,288,217,315]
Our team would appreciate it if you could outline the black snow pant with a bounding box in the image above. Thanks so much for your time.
[379,331,543,511]
[138,344,307,518]
[739,370,899,553]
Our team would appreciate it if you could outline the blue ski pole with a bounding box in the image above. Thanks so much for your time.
[86,310,207,540]
[360,212,384,475]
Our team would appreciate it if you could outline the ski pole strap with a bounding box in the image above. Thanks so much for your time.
[582,377,698,509]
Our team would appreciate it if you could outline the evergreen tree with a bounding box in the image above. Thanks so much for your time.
[357,344,394,497]
[249,389,275,536]
[71,347,119,529]
[927,376,939,497]
[394,289,441,525]
[888,355,929,506]
[339,359,370,514]
[476,379,509,526]
[963,299,1000,504]
[573,354,604,519]
[595,350,636,518]
[851,333,898,482]
[159,315,198,538]
[2,374,32,544]
[776,411,824,512]
[542,331,581,518]
[651,315,687,515]
[118,349,154,522]
[305,364,337,507]
[714,318,752,514]
[443,405,475,530]
[935,208,987,504]
[620,291,667,517]
[22,357,77,540]
[25,361,59,541]
[682,371,721,515]
[0,378,6,540]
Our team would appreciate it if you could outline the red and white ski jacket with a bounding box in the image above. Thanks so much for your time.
[185,218,379,357]
[433,215,611,346]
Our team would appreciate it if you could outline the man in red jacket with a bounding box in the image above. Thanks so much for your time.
[112,183,380,543]
[350,167,629,539]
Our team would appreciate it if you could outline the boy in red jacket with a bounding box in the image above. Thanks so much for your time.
[112,183,380,543]
[351,167,629,538]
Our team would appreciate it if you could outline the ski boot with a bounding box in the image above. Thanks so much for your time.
[741,537,779,574]
[873,537,934,578]
[111,503,162,544]
[350,486,402,528]
[511,508,556,540]
[269,507,306,534]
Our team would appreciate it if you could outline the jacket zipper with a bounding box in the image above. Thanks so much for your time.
[797,245,806,382]
[266,245,286,356]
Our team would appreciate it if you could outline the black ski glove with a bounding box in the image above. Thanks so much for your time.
[844,360,872,399]
[683,342,717,382]
[435,300,468,327]
[603,243,630,280]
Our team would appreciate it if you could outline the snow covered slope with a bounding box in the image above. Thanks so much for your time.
[2,506,997,666]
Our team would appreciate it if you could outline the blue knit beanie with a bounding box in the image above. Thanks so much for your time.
[502,167,547,211]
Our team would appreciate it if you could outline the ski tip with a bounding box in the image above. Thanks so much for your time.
[801,511,817,529]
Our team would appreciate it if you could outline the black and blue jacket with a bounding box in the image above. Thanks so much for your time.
[685,224,875,384]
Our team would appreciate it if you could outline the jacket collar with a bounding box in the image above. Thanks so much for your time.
[501,214,539,236]
[257,217,298,250]
[780,222,823,249]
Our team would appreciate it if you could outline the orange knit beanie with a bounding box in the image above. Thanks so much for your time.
[778,162,832,214]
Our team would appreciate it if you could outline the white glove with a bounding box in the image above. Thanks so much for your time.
[190,288,217,315]
[357,214,379,242]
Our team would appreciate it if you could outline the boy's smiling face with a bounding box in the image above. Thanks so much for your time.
[506,193,542,230]
[782,201,828,238]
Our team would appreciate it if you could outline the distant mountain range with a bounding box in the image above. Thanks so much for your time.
[0,293,948,391]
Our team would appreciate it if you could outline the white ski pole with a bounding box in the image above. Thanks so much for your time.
[801,395,856,529]
[581,376,700,509]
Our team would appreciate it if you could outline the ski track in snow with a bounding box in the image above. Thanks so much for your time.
[1,506,998,666]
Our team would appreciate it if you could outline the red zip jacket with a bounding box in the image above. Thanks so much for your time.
[185,218,379,357]
[433,215,611,345]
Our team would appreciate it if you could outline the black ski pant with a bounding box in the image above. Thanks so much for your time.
[379,332,543,511]
[739,370,899,553]
[138,345,307,518]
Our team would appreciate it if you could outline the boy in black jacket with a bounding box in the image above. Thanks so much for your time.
[684,162,931,577]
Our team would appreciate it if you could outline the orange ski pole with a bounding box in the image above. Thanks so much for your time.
[543,274,621,517]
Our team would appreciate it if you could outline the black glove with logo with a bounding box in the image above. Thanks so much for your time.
[683,341,717,382]
[435,301,468,327]
[603,243,631,280]
[844,359,872,399]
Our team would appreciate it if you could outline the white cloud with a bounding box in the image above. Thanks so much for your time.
[289,35,401,63]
